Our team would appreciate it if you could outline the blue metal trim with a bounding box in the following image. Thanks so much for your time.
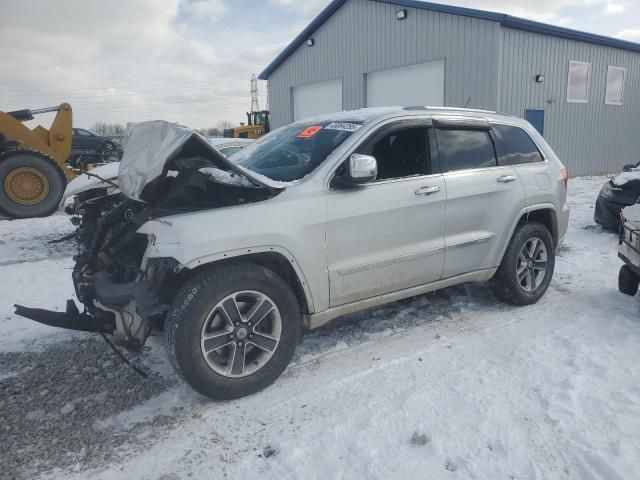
[259,0,640,80]
[259,0,348,79]
[501,16,640,53]
[372,0,504,22]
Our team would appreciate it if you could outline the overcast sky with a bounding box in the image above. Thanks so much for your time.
[1,0,639,130]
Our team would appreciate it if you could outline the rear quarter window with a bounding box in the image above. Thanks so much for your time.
[493,124,544,166]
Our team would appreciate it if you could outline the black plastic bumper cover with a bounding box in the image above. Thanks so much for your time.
[14,299,115,334]
[594,182,640,230]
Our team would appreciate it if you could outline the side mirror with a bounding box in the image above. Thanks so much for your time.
[623,164,636,172]
[345,154,378,185]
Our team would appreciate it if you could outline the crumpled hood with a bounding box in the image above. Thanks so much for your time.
[118,121,283,201]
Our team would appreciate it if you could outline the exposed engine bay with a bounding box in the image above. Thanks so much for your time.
[15,121,281,352]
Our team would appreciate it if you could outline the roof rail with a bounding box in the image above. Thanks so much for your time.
[404,106,497,114]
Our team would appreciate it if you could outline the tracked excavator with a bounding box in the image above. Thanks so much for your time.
[0,104,77,218]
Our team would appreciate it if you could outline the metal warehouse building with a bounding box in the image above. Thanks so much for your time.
[259,0,640,175]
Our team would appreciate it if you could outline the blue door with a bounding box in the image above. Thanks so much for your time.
[525,109,545,136]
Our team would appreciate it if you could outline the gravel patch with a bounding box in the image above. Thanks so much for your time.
[0,337,179,479]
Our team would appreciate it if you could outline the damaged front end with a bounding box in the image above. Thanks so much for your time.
[15,121,283,352]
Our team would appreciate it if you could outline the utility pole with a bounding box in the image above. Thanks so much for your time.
[250,74,259,113]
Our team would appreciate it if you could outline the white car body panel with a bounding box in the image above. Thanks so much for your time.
[441,165,526,278]
[137,107,570,325]
[325,173,446,307]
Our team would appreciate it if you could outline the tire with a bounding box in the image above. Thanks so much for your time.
[0,151,66,218]
[100,141,115,154]
[491,221,555,306]
[164,262,302,400]
[618,265,639,296]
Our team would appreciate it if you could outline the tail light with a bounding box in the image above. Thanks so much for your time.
[561,168,569,188]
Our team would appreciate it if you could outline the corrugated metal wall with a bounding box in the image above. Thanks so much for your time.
[267,0,501,128]
[498,28,640,176]
[266,0,640,175]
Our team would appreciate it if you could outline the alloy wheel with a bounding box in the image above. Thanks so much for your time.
[516,237,548,292]
[200,291,282,378]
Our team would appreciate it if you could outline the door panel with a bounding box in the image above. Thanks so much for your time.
[443,167,526,277]
[326,175,446,307]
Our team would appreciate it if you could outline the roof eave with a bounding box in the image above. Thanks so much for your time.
[258,0,348,80]
[259,0,640,80]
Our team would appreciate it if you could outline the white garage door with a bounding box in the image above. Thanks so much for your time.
[293,79,343,121]
[367,60,445,108]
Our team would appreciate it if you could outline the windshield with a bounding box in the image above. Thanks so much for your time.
[253,112,267,125]
[231,120,362,182]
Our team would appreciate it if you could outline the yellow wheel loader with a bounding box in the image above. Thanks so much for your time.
[0,104,76,218]
[223,110,270,139]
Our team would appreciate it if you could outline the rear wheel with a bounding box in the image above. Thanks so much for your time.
[0,151,66,218]
[491,222,555,306]
[618,265,639,296]
[165,262,302,400]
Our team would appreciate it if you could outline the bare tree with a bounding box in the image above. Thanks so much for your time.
[216,120,235,132]
[90,122,125,137]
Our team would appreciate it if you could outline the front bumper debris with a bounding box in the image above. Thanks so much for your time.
[14,299,115,333]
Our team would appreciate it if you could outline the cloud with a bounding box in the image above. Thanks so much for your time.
[604,2,628,15]
[183,0,226,19]
[616,29,640,41]
[0,0,281,128]
[270,0,331,15]
[1,0,635,129]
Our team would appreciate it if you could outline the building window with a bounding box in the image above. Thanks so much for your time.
[605,66,625,106]
[567,61,590,103]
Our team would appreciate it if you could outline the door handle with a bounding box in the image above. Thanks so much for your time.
[415,186,441,196]
[497,175,517,183]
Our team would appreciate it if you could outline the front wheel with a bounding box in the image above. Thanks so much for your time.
[164,262,302,400]
[491,222,555,306]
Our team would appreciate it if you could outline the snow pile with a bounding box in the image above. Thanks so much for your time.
[611,170,640,187]
[622,203,640,224]
[198,167,256,188]
[1,176,640,480]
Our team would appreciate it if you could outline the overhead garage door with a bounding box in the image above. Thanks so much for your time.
[367,60,445,108]
[293,79,343,121]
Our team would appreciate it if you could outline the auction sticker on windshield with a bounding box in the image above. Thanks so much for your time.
[298,126,323,138]
[324,122,362,132]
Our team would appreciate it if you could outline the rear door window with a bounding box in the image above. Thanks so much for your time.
[436,129,497,172]
[492,124,544,166]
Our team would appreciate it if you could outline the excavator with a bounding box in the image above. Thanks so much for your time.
[0,103,77,218]
[223,110,270,139]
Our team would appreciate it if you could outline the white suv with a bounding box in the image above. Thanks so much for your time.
[16,109,570,399]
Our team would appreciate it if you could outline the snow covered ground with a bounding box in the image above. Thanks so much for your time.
[1,176,639,480]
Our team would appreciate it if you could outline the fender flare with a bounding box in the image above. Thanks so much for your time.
[497,203,558,266]
[182,245,317,313]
